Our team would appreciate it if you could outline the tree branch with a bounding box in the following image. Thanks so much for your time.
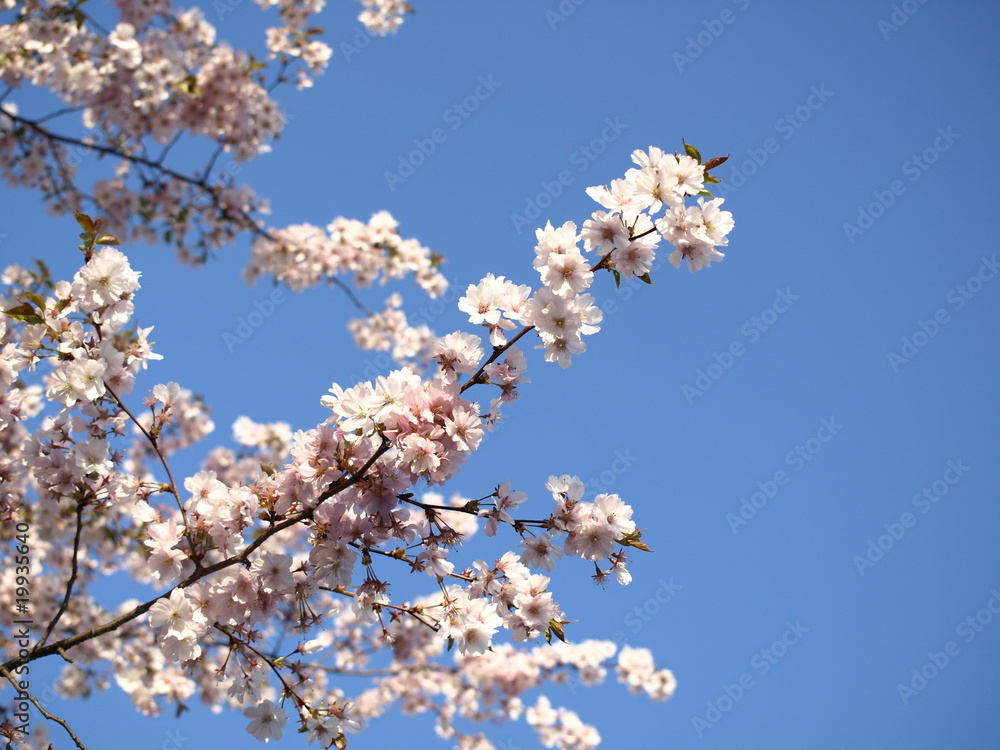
[0,668,90,750]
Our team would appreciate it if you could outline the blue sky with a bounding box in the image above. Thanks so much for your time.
[2,0,999,748]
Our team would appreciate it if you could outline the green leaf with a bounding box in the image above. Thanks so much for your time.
[703,154,730,171]
[74,212,95,233]
[697,189,715,197]
[612,269,622,288]
[23,292,45,310]
[682,139,702,163]
[638,273,653,285]
[95,234,120,245]
[3,304,44,325]
[704,173,721,184]
[548,620,567,643]
[176,75,200,96]
[618,530,655,553]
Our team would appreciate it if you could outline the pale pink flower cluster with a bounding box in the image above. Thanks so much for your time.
[457,273,533,348]
[128,381,215,477]
[527,695,601,750]
[456,146,734,370]
[348,292,436,370]
[583,147,734,275]
[544,475,636,583]
[434,331,486,384]
[0,0,376,269]
[0,6,285,158]
[233,415,293,456]
[616,645,678,701]
[71,246,141,331]
[147,588,209,661]
[0,139,723,747]
[356,0,413,35]
[3,249,159,424]
[322,366,484,484]
[244,211,447,296]
[347,631,666,749]
[198,415,297,486]
[436,585,505,655]
[257,0,333,87]
[0,315,37,434]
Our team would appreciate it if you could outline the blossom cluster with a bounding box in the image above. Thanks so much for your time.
[0,144,728,750]
[348,292,436,371]
[0,0,450,544]
[0,0,412,268]
[0,2,733,747]
[0,2,286,257]
[356,0,414,35]
[245,210,447,296]
[455,145,734,369]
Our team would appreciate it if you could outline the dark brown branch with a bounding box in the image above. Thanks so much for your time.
[0,668,90,750]
[35,498,86,651]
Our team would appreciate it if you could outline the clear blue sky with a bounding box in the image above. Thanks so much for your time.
[3,1,999,748]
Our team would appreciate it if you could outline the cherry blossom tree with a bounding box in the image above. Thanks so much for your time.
[0,1,735,748]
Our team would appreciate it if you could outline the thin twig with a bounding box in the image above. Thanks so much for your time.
[0,668,90,750]
[103,382,195,551]
[459,326,533,394]
[1,107,377,314]
[35,498,86,651]
[331,276,374,316]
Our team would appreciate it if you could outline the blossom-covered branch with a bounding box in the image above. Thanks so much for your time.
[1,139,732,747]
[2,2,737,747]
